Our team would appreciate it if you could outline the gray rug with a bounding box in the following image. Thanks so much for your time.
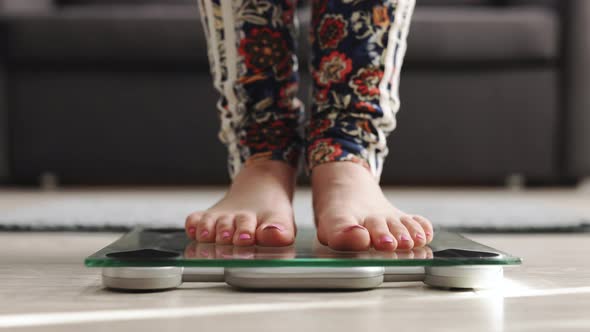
[0,190,588,232]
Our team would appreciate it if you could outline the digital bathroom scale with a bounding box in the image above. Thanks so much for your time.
[85,228,521,291]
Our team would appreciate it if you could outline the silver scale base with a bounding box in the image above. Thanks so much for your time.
[102,266,504,291]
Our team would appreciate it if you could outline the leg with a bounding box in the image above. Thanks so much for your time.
[186,0,303,246]
[307,0,433,251]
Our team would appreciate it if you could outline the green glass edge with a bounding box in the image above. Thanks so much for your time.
[85,256,522,268]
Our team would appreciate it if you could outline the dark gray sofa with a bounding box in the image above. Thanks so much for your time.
[0,0,588,185]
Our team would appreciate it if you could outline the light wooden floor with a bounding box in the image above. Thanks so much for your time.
[1,187,590,331]
[1,231,589,331]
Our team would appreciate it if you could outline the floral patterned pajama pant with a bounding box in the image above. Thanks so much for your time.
[196,0,415,180]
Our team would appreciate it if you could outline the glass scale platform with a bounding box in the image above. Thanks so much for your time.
[86,227,522,291]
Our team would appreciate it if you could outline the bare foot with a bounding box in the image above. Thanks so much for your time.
[185,160,296,247]
[184,241,296,260]
[311,238,433,259]
[312,162,434,251]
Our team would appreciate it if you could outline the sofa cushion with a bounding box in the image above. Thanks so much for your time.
[1,5,207,65]
[56,0,194,5]
[56,0,553,8]
[418,0,498,6]
[406,6,559,63]
[1,4,559,66]
[0,0,55,11]
[418,0,558,6]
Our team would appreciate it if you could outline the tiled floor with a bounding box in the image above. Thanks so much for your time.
[1,188,589,331]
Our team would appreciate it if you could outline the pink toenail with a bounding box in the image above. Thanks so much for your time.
[222,231,231,239]
[264,224,284,232]
[188,227,196,235]
[425,232,432,237]
[201,249,209,257]
[416,233,425,240]
[400,234,410,241]
[343,225,366,232]
[200,230,209,237]
[239,233,251,240]
[381,236,394,244]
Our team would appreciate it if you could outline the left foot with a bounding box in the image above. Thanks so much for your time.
[312,162,434,251]
[184,242,296,260]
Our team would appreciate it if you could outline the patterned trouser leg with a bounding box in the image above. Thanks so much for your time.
[307,0,415,180]
[196,0,303,178]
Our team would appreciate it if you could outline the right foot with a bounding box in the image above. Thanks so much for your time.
[311,162,433,251]
[185,160,297,247]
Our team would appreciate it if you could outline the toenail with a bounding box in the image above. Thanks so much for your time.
[239,233,251,240]
[343,225,366,232]
[380,236,394,244]
[201,249,209,257]
[264,224,284,232]
[201,230,209,237]
[425,232,432,237]
[416,233,424,240]
[400,234,410,241]
[222,231,231,239]
[188,227,196,235]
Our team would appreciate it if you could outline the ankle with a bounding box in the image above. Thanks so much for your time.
[231,159,298,198]
[311,161,375,186]
[244,159,298,177]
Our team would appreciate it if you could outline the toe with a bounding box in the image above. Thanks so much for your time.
[387,218,414,250]
[196,243,214,258]
[233,246,256,259]
[320,216,371,251]
[364,217,397,251]
[215,215,235,245]
[196,213,217,243]
[396,249,415,259]
[256,214,295,247]
[400,215,427,248]
[257,246,297,259]
[183,242,197,258]
[233,213,256,246]
[412,215,434,243]
[185,211,203,239]
[215,245,234,259]
[413,246,433,259]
